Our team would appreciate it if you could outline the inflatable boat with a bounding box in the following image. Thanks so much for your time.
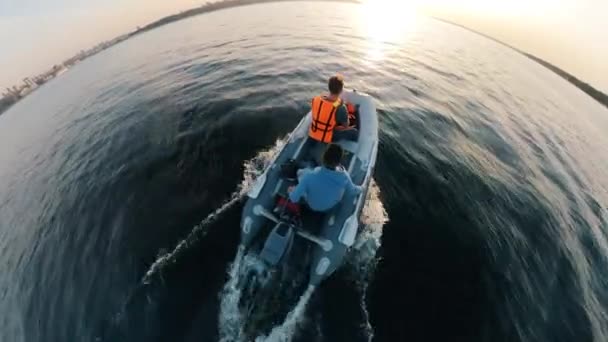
[239,89,378,289]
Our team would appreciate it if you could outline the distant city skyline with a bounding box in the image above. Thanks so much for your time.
[1,0,607,93]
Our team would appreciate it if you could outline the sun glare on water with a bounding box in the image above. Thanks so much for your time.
[358,0,420,61]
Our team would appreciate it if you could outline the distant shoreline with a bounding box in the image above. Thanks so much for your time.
[131,0,358,35]
[131,0,608,110]
[436,18,608,109]
[2,0,606,115]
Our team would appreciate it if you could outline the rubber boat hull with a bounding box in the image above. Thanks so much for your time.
[240,90,378,286]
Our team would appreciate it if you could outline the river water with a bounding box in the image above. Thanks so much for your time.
[1,2,607,342]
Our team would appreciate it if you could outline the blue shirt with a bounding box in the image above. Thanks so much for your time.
[289,166,362,212]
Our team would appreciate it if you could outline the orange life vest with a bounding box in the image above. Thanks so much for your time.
[309,96,342,143]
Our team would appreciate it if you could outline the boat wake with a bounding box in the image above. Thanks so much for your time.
[218,250,316,342]
[97,139,290,341]
[99,137,387,342]
[218,246,247,342]
[123,135,387,342]
[141,193,243,284]
[349,180,388,341]
[254,285,316,342]
[141,138,287,284]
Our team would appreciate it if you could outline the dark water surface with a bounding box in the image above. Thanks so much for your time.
[1,2,607,341]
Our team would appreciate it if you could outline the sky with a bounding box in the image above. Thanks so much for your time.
[0,0,200,90]
[416,0,608,92]
[1,0,607,92]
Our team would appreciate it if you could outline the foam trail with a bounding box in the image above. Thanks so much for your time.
[218,246,246,342]
[254,285,316,342]
[313,313,324,342]
[218,250,275,342]
[356,179,388,252]
[141,137,287,284]
[141,193,243,284]
[351,180,388,341]
[358,277,375,342]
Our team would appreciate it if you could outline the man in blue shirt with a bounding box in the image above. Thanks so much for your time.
[289,144,362,212]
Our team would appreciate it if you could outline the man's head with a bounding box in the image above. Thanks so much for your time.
[322,144,343,169]
[328,75,344,96]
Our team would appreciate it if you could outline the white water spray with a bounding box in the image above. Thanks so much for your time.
[254,285,316,342]
[350,180,388,341]
[356,180,388,253]
[218,246,246,342]
[142,193,243,284]
[218,249,279,341]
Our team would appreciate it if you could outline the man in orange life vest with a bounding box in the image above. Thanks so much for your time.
[308,75,358,143]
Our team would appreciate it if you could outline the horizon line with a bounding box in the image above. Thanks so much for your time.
[3,0,607,108]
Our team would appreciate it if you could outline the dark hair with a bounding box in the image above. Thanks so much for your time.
[328,75,344,95]
[322,144,343,168]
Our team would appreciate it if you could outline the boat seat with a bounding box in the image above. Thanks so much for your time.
[333,139,358,154]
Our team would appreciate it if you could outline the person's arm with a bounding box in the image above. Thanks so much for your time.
[289,177,307,203]
[343,170,362,196]
[335,105,349,127]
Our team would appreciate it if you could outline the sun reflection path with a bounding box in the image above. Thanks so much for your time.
[358,0,420,62]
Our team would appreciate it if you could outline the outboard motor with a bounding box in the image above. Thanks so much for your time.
[259,222,295,266]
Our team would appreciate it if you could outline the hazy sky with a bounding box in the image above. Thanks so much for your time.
[417,0,608,92]
[1,0,607,92]
[0,0,200,90]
